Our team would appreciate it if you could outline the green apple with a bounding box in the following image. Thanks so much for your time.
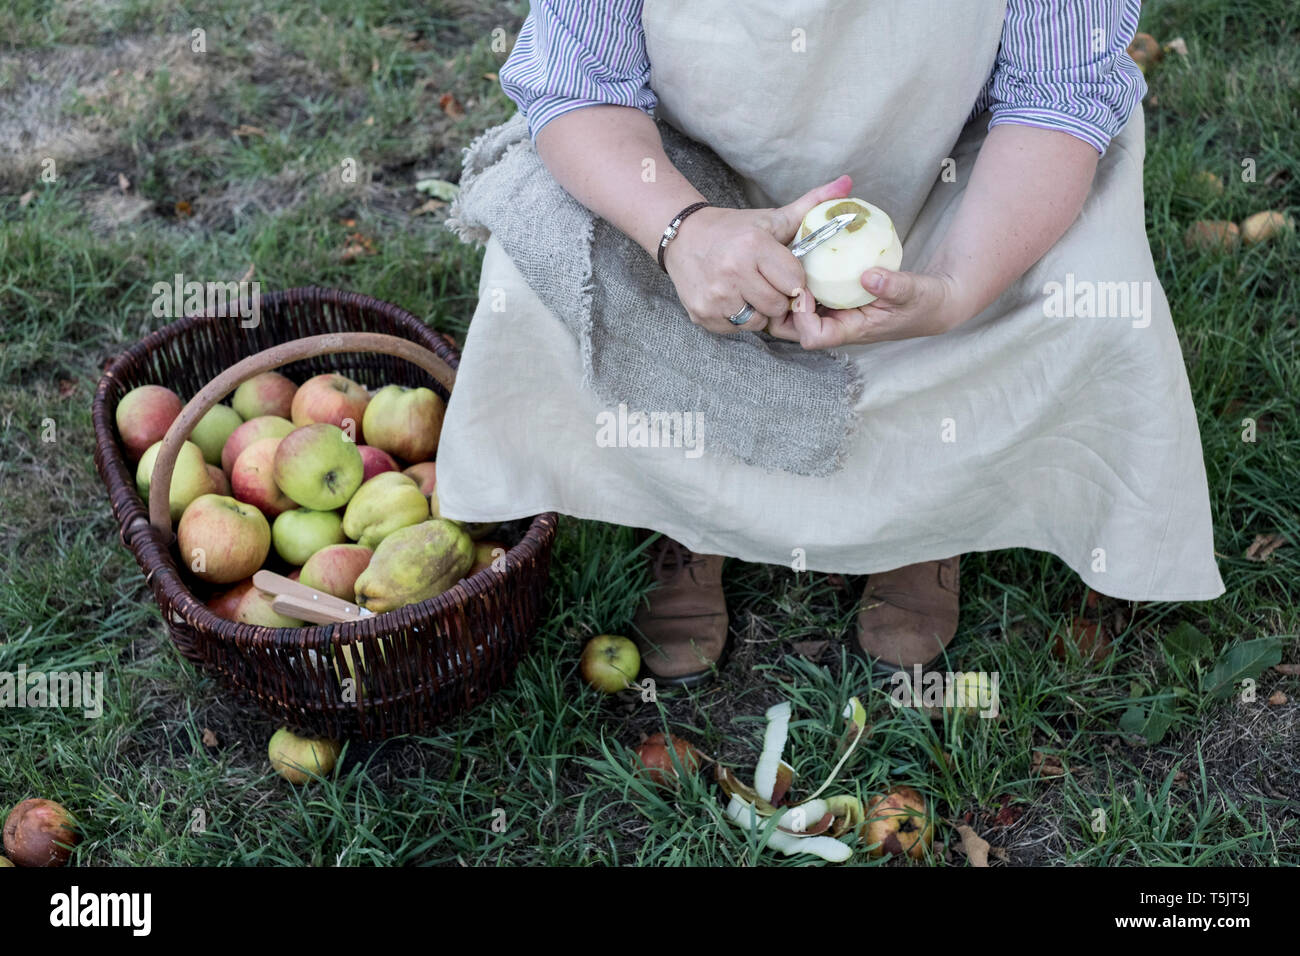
[233,587,303,628]
[268,727,340,784]
[115,385,183,460]
[272,508,347,565]
[189,403,243,465]
[579,635,640,693]
[136,439,219,522]
[177,493,271,584]
[273,424,364,511]
[232,371,297,421]
[361,385,445,462]
[342,472,429,549]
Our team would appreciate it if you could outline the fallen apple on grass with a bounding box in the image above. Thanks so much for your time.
[177,493,271,584]
[272,508,347,566]
[362,385,445,462]
[300,543,373,601]
[232,371,297,420]
[136,439,219,522]
[2,798,80,867]
[579,634,640,693]
[221,415,295,473]
[273,423,364,510]
[797,197,902,309]
[291,373,370,433]
[342,472,429,549]
[861,786,934,860]
[230,436,295,518]
[268,727,340,784]
[115,384,183,460]
[189,403,243,466]
[635,732,702,788]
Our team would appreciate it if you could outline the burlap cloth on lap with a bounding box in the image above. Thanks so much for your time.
[445,111,860,477]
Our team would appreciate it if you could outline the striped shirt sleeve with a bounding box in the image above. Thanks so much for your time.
[498,0,657,141]
[974,0,1148,154]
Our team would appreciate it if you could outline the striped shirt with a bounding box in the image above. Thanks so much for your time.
[500,0,1147,154]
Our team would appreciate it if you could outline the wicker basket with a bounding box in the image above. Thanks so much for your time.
[92,287,558,739]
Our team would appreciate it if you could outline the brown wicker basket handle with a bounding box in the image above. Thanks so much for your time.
[147,332,455,536]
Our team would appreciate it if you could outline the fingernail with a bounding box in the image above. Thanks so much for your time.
[865,272,882,292]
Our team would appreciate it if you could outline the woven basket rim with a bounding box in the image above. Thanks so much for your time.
[92,285,558,653]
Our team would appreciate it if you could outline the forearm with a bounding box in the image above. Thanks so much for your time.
[535,105,705,260]
[925,124,1100,323]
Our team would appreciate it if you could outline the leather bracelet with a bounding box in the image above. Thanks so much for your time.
[657,201,711,273]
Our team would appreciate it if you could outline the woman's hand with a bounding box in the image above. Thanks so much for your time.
[767,268,973,348]
[663,175,853,334]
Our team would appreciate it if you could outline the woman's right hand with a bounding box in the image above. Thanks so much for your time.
[662,175,854,334]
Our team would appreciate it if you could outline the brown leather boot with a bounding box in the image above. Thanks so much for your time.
[856,556,961,671]
[632,535,729,686]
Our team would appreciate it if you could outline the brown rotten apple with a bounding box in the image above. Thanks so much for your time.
[860,786,933,860]
[3,798,80,867]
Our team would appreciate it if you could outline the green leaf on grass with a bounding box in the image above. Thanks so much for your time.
[1163,621,1212,663]
[415,178,459,200]
[1119,697,1176,744]
[1202,639,1283,699]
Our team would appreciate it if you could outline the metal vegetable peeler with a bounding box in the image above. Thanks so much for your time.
[728,213,859,325]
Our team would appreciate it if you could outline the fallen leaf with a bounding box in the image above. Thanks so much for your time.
[1031,750,1067,778]
[1163,37,1188,57]
[19,190,35,207]
[1053,617,1113,663]
[1273,664,1300,676]
[1267,691,1287,706]
[790,639,828,660]
[955,824,991,867]
[339,231,378,262]
[439,92,465,119]
[174,200,192,219]
[992,799,1022,828]
[339,218,356,228]
[413,198,447,215]
[1244,533,1288,561]
[232,124,266,137]
[201,728,218,748]
[482,71,498,81]
[371,56,380,74]
[363,115,375,126]
[989,846,1009,862]
[1172,770,1189,786]
[117,172,131,192]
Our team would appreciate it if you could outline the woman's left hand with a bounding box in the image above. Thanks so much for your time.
[768,268,973,349]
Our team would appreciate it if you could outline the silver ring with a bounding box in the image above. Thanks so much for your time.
[727,303,755,326]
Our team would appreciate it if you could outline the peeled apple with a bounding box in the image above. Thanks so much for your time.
[797,198,902,310]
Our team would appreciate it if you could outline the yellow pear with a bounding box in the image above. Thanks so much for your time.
[342,472,429,549]
[354,519,473,613]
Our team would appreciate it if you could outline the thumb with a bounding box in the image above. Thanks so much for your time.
[769,174,854,241]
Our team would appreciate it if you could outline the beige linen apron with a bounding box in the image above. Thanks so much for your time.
[436,0,1225,601]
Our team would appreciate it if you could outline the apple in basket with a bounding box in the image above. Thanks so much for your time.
[232,371,297,421]
[290,373,370,434]
[797,197,902,310]
[115,385,183,460]
[403,461,437,496]
[221,414,295,473]
[177,494,271,584]
[357,445,400,482]
[207,464,231,496]
[414,463,500,541]
[300,544,373,601]
[189,403,243,466]
[231,436,295,518]
[272,508,347,566]
[136,439,219,522]
[273,423,364,510]
[362,385,445,463]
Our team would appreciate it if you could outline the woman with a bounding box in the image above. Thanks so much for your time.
[437,0,1224,685]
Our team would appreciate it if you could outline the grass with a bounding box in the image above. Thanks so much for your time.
[0,0,1296,866]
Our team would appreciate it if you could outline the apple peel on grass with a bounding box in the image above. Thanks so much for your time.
[716,696,874,861]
